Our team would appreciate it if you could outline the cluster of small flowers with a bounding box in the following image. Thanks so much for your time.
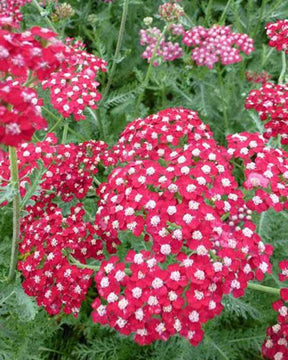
[170,24,185,36]
[0,26,68,81]
[0,0,31,28]
[266,20,288,53]
[0,133,118,315]
[0,81,46,146]
[245,83,288,145]
[92,252,215,346]
[93,108,273,344]
[245,70,272,84]
[18,202,101,316]
[42,39,107,120]
[0,21,107,128]
[182,25,254,69]
[140,27,183,65]
[0,133,116,204]
[262,261,288,359]
[227,132,288,212]
[112,107,213,162]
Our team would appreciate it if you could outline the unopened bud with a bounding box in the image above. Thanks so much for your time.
[56,3,75,19]
[143,17,153,26]
[159,3,184,23]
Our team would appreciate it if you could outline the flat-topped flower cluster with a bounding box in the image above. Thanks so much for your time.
[4,108,288,346]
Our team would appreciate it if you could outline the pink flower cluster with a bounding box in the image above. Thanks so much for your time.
[245,83,288,145]
[42,39,107,121]
[3,107,286,347]
[182,25,254,69]
[0,26,67,81]
[18,203,97,316]
[262,261,288,359]
[93,108,273,345]
[140,27,183,66]
[0,0,31,28]
[112,107,212,162]
[266,20,288,53]
[0,22,107,127]
[227,132,288,212]
[0,135,116,315]
[0,81,46,146]
[0,134,115,202]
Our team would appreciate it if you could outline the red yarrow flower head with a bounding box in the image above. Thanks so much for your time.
[0,81,46,146]
[0,0,31,29]
[266,19,288,53]
[245,83,288,145]
[93,108,273,346]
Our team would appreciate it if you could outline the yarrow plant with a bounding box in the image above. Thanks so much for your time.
[1,0,288,358]
[139,6,254,70]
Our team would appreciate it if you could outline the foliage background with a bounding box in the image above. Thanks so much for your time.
[1,0,288,359]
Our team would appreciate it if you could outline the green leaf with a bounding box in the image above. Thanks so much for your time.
[0,184,17,205]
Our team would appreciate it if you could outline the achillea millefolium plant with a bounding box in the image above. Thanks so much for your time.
[1,0,288,359]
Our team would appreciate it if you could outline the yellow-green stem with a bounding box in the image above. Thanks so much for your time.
[68,255,132,275]
[279,51,287,85]
[7,147,21,283]
[32,0,58,32]
[101,0,130,103]
[134,25,168,116]
[217,66,229,134]
[62,123,69,143]
[247,282,280,296]
[219,0,233,24]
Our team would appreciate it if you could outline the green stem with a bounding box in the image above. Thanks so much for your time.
[101,0,130,102]
[7,147,21,283]
[68,255,132,275]
[217,66,229,134]
[31,0,58,32]
[62,123,69,143]
[204,0,214,26]
[219,0,233,24]
[47,116,63,134]
[278,51,286,85]
[93,176,102,186]
[42,107,62,123]
[87,107,106,140]
[134,25,168,116]
[247,282,280,296]
[67,127,87,142]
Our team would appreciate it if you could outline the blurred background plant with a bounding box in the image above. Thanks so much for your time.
[1,0,288,359]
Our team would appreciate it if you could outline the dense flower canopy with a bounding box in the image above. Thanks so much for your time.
[92,108,273,345]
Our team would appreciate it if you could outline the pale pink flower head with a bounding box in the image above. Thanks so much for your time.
[245,172,270,189]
